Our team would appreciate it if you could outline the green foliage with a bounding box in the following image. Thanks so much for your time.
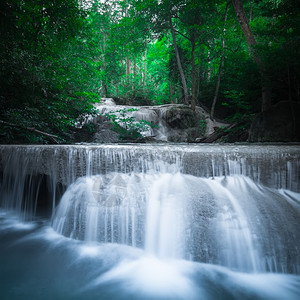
[1,0,299,144]
[0,0,100,143]
[105,108,156,140]
[197,118,207,136]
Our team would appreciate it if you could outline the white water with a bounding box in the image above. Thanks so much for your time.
[1,212,300,299]
[52,172,300,273]
[0,144,300,299]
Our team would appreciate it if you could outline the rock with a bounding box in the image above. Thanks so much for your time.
[249,101,300,142]
[220,127,249,143]
[195,137,205,143]
[99,98,116,106]
[71,120,119,143]
[92,122,119,143]
[164,106,197,129]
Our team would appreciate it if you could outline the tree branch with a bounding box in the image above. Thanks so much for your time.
[0,120,59,143]
[173,28,191,41]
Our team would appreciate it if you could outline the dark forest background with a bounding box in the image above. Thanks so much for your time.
[0,0,299,143]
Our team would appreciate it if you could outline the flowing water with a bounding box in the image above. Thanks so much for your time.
[0,144,299,299]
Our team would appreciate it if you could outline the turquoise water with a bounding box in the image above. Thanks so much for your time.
[1,210,299,300]
[0,144,299,299]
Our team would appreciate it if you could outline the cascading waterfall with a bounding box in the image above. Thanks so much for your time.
[144,173,187,259]
[51,171,300,273]
[0,144,299,299]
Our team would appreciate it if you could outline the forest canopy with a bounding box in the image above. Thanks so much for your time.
[0,0,299,143]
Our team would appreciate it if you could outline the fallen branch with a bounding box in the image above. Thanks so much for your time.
[196,123,238,143]
[0,119,59,143]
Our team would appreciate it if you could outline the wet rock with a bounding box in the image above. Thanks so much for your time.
[164,106,197,129]
[71,120,119,143]
[92,123,119,143]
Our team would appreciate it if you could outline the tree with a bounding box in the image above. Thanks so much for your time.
[0,0,100,143]
[169,17,189,105]
[231,0,272,111]
[134,0,190,105]
[210,1,230,119]
[1,0,299,143]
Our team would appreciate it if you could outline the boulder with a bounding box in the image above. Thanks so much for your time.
[71,119,119,143]
[163,106,197,129]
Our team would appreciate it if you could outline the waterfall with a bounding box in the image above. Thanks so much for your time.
[50,171,299,273]
[0,144,299,189]
[91,98,229,141]
[0,144,299,299]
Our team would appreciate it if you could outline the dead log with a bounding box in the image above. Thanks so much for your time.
[196,123,237,143]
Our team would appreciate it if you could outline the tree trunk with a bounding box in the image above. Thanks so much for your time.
[126,56,130,77]
[120,56,124,72]
[102,83,108,97]
[232,0,272,112]
[169,19,189,105]
[120,51,125,86]
[210,56,224,119]
[191,38,196,111]
[196,47,202,100]
[207,47,212,81]
[143,47,147,89]
[249,0,253,22]
[210,2,229,119]
[140,53,143,85]
[169,78,174,103]
[133,55,137,80]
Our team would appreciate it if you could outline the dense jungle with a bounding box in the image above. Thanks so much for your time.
[0,0,299,143]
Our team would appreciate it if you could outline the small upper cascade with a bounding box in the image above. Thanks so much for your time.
[88,98,227,142]
[94,98,164,139]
